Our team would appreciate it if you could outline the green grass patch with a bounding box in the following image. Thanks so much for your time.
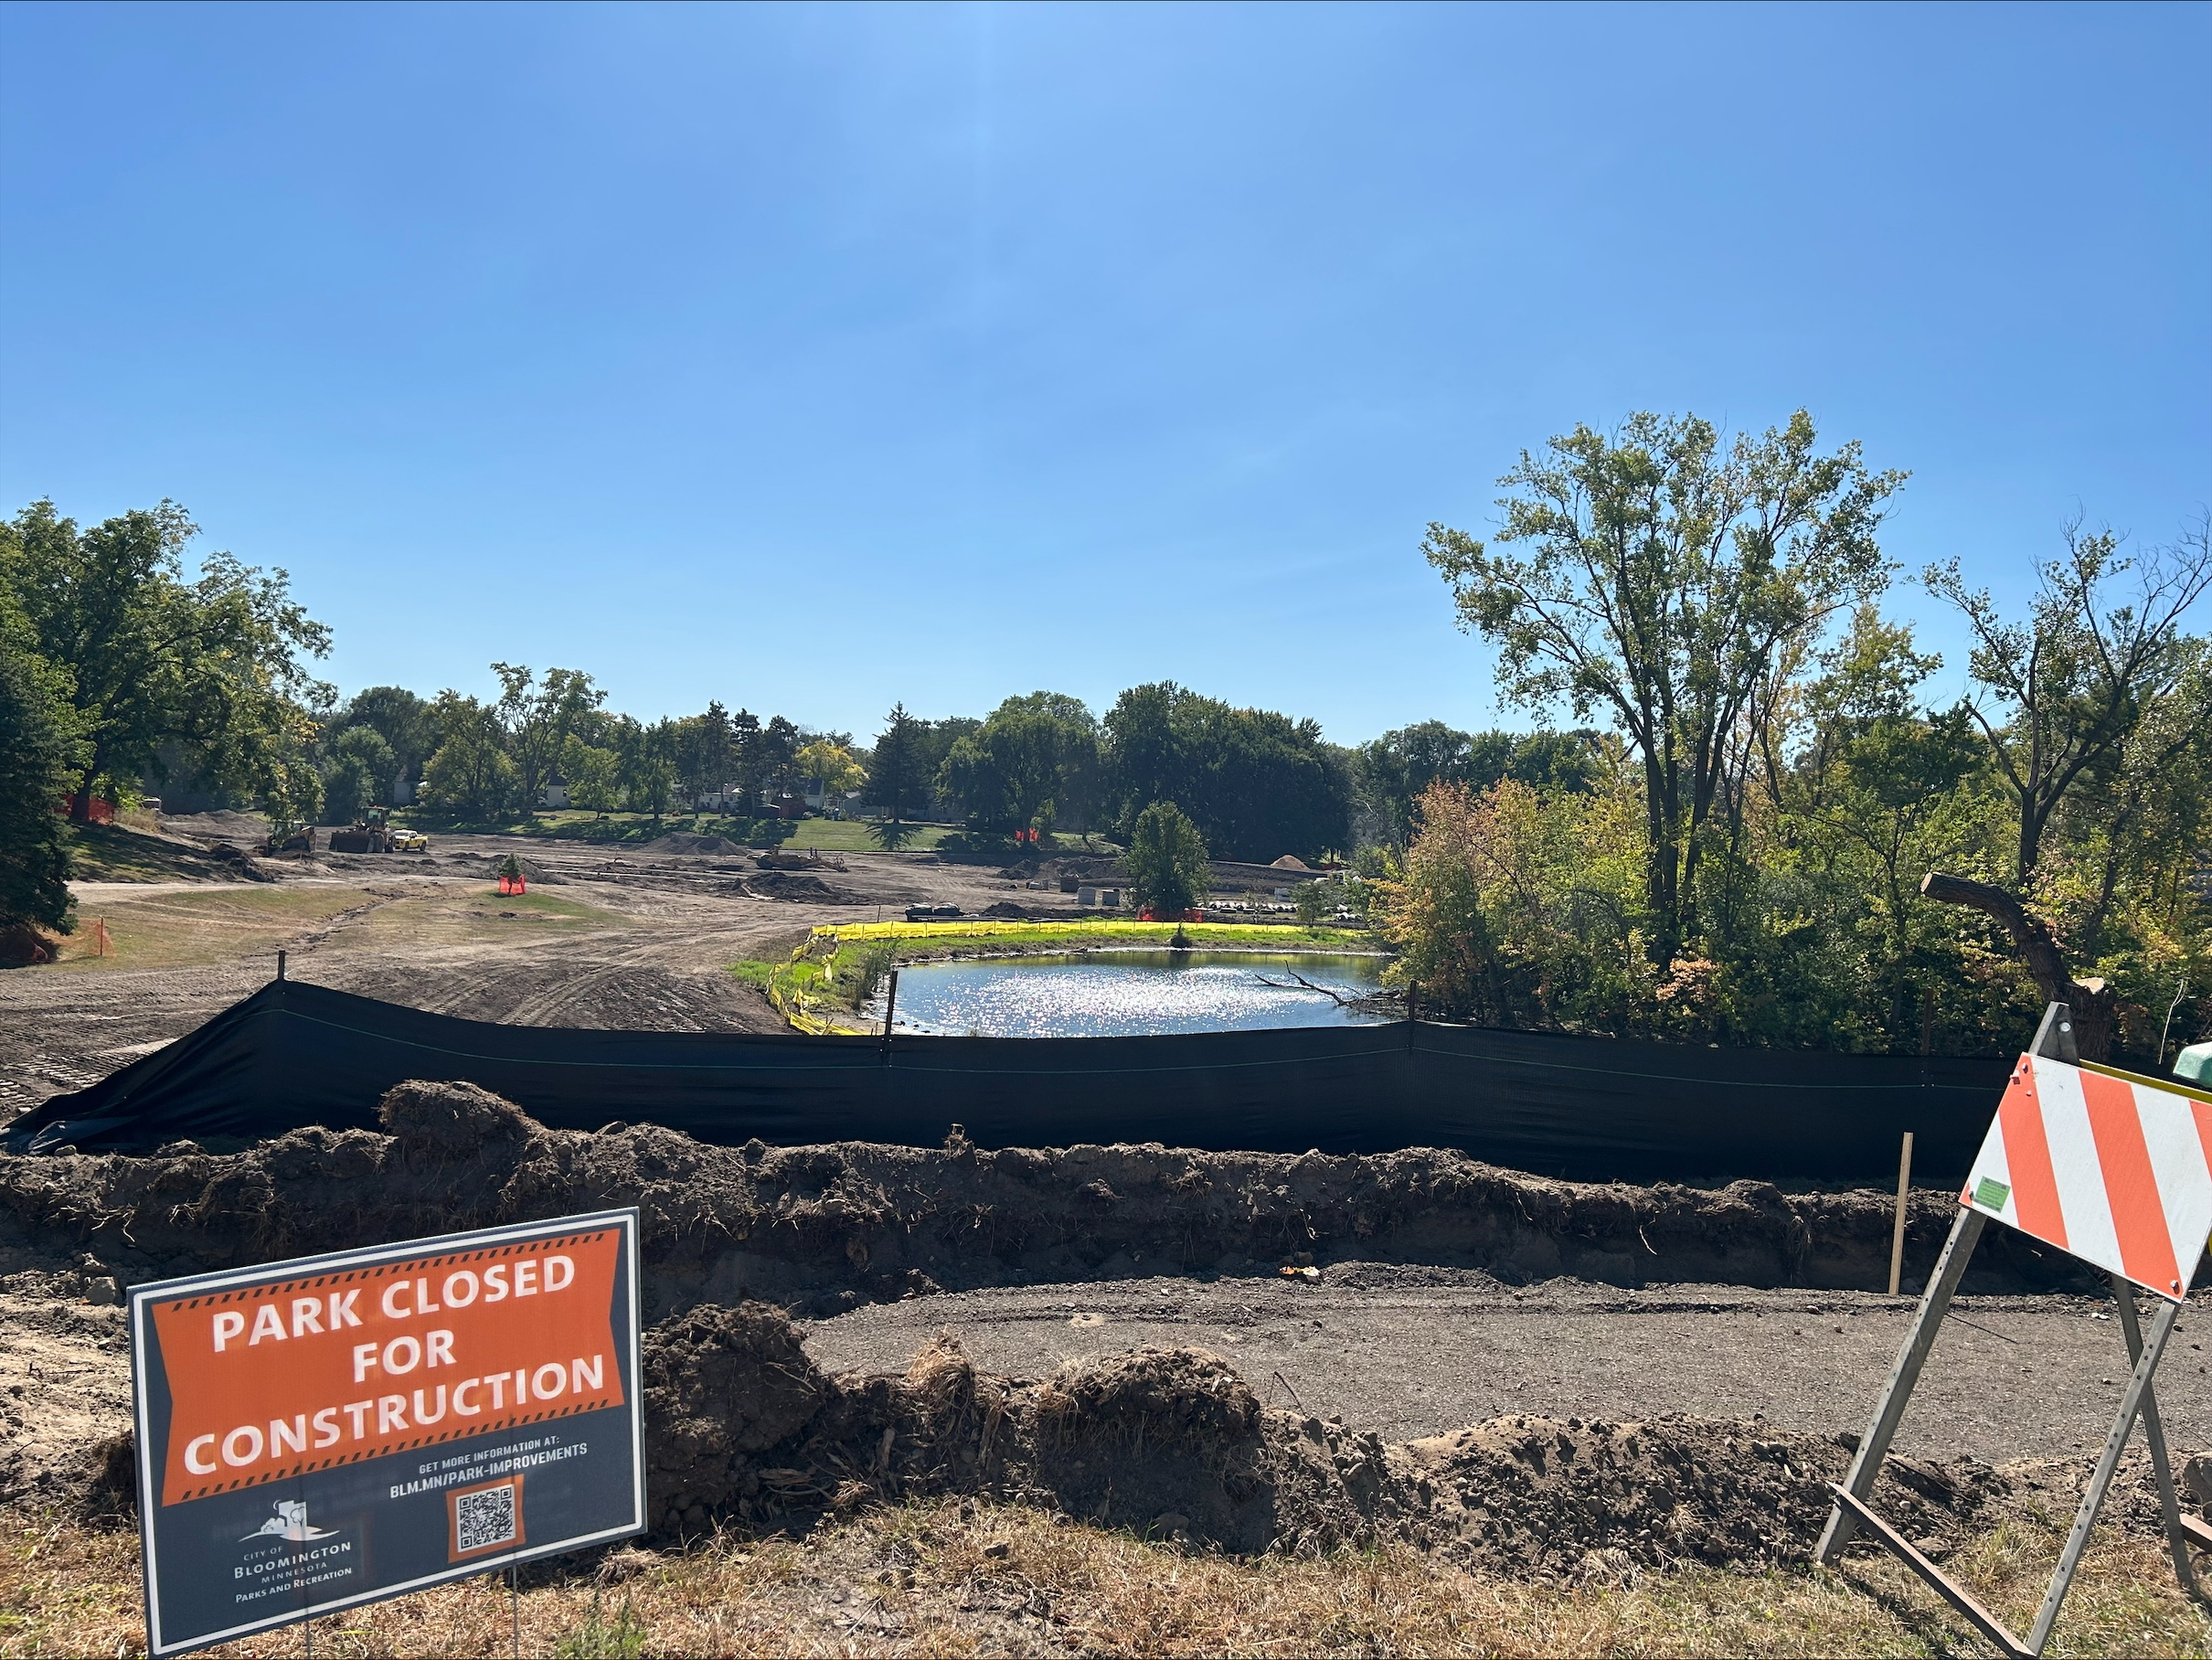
[470,889,604,920]
[775,819,955,853]
[728,958,779,987]
[54,886,389,971]
[825,919,1375,952]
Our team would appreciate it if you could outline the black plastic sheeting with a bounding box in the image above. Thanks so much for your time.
[3,979,2015,1182]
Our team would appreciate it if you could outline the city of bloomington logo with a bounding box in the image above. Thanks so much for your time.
[230,1500,357,1605]
[243,1499,335,1542]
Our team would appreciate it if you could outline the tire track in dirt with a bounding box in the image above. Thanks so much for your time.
[283,889,416,957]
[499,935,707,1025]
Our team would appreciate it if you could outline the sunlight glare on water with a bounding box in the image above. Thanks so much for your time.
[872,951,1390,1038]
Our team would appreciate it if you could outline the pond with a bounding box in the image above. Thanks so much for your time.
[868,950,1393,1038]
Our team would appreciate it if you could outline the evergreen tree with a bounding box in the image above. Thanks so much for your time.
[0,585,84,931]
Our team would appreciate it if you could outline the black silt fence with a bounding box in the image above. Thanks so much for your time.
[5,979,2013,1183]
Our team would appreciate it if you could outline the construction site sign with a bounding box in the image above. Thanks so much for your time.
[130,1209,643,1657]
[1822,1006,2208,1658]
[1961,1053,2212,1301]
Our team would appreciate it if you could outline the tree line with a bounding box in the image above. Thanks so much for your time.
[1389,409,2212,1064]
[1,491,1550,933]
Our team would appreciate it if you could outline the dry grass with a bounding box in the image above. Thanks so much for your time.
[50,888,395,972]
[4,1496,2203,1659]
[46,882,630,975]
[345,888,628,952]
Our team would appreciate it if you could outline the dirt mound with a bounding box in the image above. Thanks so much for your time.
[0,924,58,966]
[647,833,744,855]
[0,1084,2089,1318]
[746,871,855,901]
[378,1079,538,1159]
[622,1304,2075,1570]
[643,1302,833,1531]
[0,1293,132,1514]
[161,809,271,842]
[1,1287,2179,1580]
[980,900,1032,920]
[1395,1416,1953,1576]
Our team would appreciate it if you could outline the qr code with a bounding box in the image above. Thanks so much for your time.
[456,1483,518,1553]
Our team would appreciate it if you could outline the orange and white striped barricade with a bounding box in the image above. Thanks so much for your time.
[1817,1002,2208,1657]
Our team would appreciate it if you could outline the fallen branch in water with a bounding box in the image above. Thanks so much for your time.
[1254,971,1355,1006]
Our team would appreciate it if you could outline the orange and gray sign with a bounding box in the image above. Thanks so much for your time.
[131,1209,643,1656]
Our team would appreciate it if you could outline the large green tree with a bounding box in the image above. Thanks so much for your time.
[867,704,928,822]
[493,664,602,814]
[1423,410,1903,960]
[940,692,1100,838]
[1917,516,2212,1059]
[614,716,678,821]
[1355,720,1594,847]
[335,686,438,791]
[0,562,85,931]
[1103,682,1350,861]
[420,692,516,820]
[5,499,331,819]
[673,702,734,809]
[319,725,397,824]
[1124,801,1210,918]
[1928,516,2212,888]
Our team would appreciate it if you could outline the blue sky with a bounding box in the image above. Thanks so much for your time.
[3,1,2207,745]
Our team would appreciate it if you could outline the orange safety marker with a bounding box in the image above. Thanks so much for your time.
[1818,1003,2205,1657]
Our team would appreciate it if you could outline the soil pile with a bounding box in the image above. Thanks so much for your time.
[0,1084,2086,1316]
[632,1303,2140,1575]
[646,833,744,855]
[6,1287,2176,1581]
[745,871,852,901]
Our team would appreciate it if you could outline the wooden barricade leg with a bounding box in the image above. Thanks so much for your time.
[2106,1278,2201,1593]
[1817,1206,1986,1564]
[2023,1292,2184,1652]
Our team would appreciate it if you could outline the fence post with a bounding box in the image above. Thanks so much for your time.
[1888,1131,1915,1296]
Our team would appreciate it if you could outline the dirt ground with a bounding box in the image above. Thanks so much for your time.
[0,819,1037,1120]
[803,1270,2208,1465]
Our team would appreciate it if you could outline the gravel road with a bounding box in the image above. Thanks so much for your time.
[803,1265,2209,1465]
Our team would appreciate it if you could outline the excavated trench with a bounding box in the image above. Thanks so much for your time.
[0,1080,2087,1315]
[0,1081,2172,1573]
